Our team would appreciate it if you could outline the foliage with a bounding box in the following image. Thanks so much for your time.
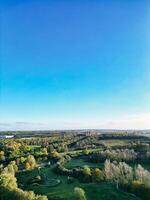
[74,187,87,200]
[25,155,36,170]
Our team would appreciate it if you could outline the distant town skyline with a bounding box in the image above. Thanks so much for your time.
[0,0,150,130]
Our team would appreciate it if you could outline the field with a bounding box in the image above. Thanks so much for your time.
[1,132,150,200]
[64,158,104,169]
[65,157,150,171]
[17,165,141,200]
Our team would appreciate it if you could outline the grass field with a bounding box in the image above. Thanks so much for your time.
[65,157,150,171]
[17,165,141,200]
[64,158,104,169]
[100,139,130,147]
[130,162,150,171]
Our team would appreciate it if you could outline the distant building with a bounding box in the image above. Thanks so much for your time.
[0,135,14,139]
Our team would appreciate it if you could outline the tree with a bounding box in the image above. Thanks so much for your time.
[7,164,15,176]
[36,195,48,200]
[26,155,36,169]
[25,162,31,170]
[0,187,48,200]
[83,166,91,182]
[117,162,133,185]
[74,187,87,200]
[51,150,60,158]
[41,148,48,155]
[135,164,150,185]
[10,161,18,173]
[83,166,91,176]
[104,160,112,180]
[0,173,17,189]
[103,160,133,188]
[83,149,89,155]
[20,157,26,164]
[0,151,5,161]
[92,168,103,182]
[47,145,54,153]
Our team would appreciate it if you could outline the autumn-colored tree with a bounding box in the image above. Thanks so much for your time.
[0,151,5,161]
[51,150,60,158]
[26,155,36,169]
[10,161,18,173]
[0,172,17,189]
[25,162,31,170]
[92,168,103,182]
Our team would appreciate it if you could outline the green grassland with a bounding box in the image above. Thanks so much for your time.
[65,157,150,171]
[64,158,104,169]
[130,162,150,171]
[17,165,141,200]
[100,139,130,147]
[13,135,150,200]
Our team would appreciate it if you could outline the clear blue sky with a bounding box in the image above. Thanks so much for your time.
[0,0,150,130]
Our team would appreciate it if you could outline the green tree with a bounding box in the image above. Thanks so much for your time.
[83,166,91,176]
[74,187,87,200]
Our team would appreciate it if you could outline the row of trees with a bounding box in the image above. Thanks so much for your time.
[90,149,137,162]
[0,154,37,173]
[104,160,150,185]
[104,160,150,200]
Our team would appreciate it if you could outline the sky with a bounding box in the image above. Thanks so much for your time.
[0,0,150,130]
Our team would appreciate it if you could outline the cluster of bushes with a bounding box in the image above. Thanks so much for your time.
[55,162,103,183]
[0,164,48,200]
